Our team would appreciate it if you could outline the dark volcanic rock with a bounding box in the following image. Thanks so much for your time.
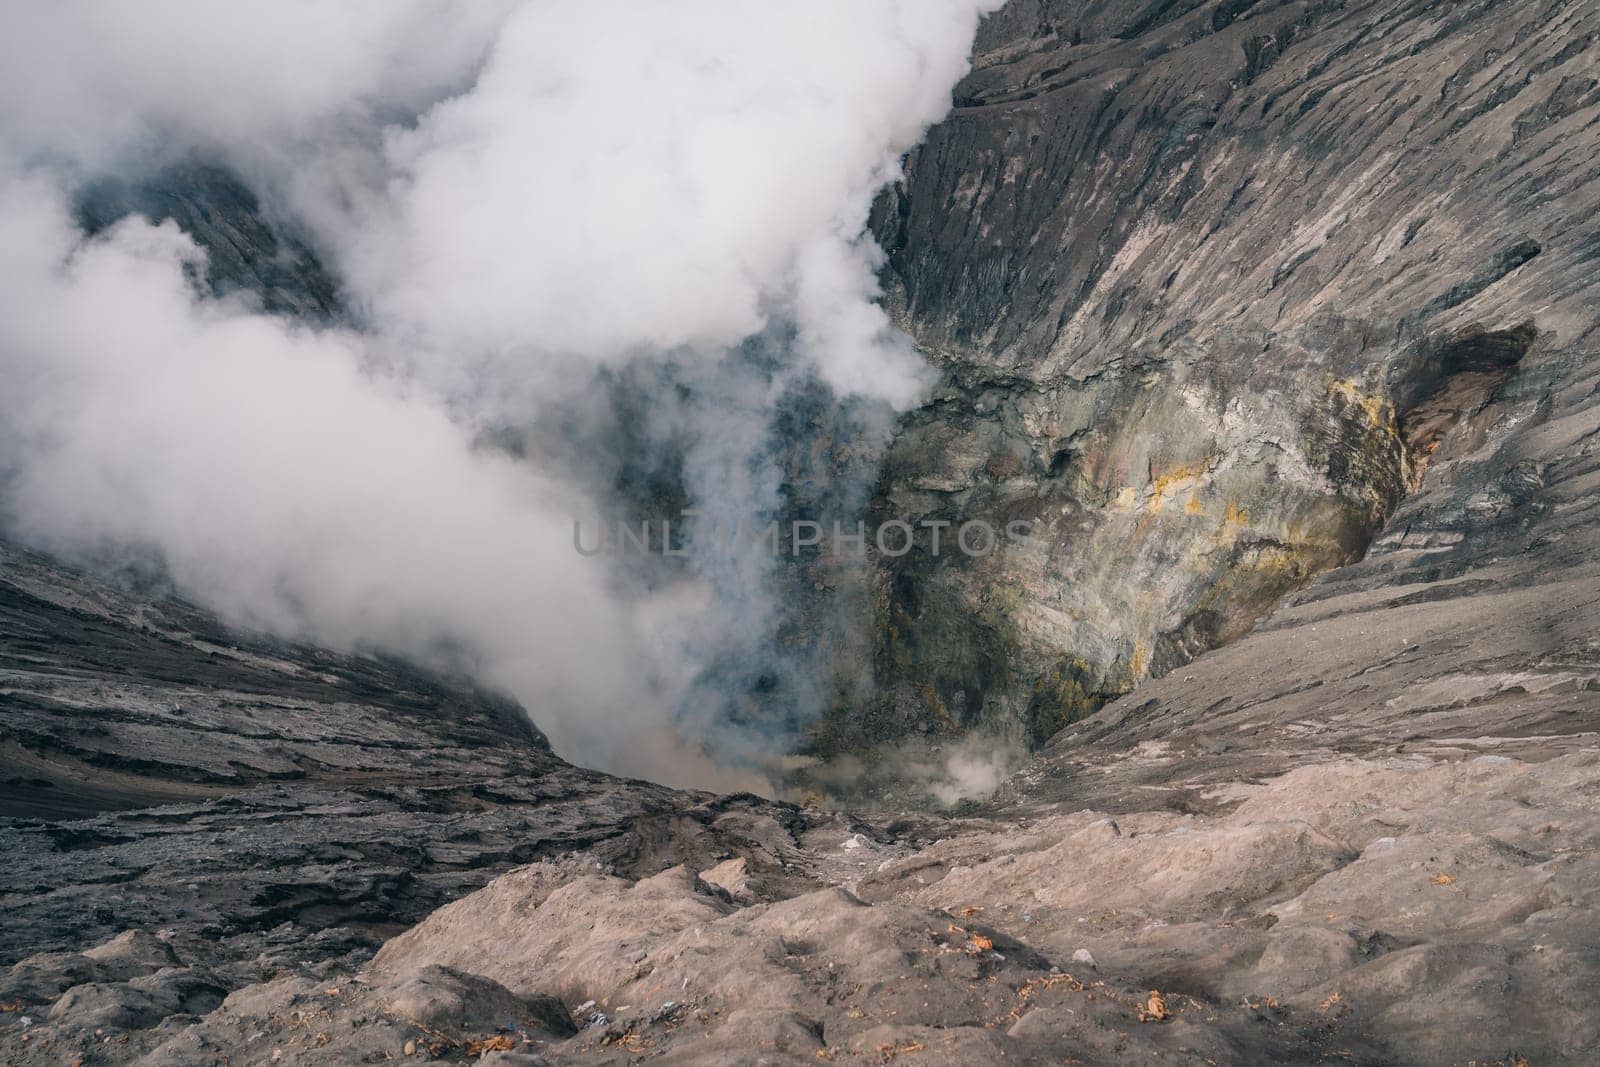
[76,162,342,321]
[0,542,869,1001]
[0,541,550,819]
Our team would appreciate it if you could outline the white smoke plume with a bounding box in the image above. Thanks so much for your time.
[0,1,999,789]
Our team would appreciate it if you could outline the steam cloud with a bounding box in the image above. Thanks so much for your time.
[0,1,998,790]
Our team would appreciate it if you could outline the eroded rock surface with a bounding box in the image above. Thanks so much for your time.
[8,511,1595,1063]
[850,0,1600,751]
[0,541,895,1061]
[22,745,1593,1065]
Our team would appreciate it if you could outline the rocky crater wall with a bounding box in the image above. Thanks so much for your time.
[845,0,1600,751]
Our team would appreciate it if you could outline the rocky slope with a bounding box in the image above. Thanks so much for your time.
[10,574,1596,1066]
[852,0,1600,751]
[0,541,896,1061]
[76,749,1595,1066]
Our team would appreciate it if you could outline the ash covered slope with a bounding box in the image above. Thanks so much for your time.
[0,537,849,959]
[0,534,569,966]
[126,749,1600,1064]
[856,0,1600,748]
[18,553,1597,1064]
[0,538,551,822]
[0,538,885,1061]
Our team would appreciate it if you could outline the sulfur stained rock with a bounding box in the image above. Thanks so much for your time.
[835,0,1596,758]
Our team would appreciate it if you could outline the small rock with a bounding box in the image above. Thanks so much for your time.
[1072,949,1097,968]
[48,982,166,1030]
[698,857,754,902]
[83,930,181,980]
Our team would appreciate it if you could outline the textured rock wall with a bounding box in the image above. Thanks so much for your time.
[847,0,1600,749]
[76,163,341,321]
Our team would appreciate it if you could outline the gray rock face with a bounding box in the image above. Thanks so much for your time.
[0,540,550,817]
[76,162,341,320]
[849,0,1600,751]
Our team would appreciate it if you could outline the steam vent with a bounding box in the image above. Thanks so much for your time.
[5,2,1600,1064]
